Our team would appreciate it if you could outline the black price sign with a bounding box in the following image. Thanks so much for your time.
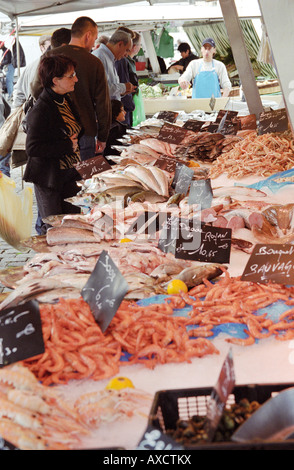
[158,216,202,256]
[137,425,183,450]
[157,110,179,123]
[175,222,231,264]
[241,243,294,284]
[204,348,235,441]
[74,154,112,180]
[154,155,178,173]
[81,250,129,332]
[258,108,289,135]
[172,163,194,195]
[0,300,44,367]
[183,119,205,132]
[158,122,189,145]
[188,179,213,209]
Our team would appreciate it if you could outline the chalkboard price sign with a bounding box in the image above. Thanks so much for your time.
[137,426,183,450]
[158,122,189,145]
[157,110,179,123]
[81,250,129,332]
[172,163,194,195]
[74,154,112,180]
[0,300,44,367]
[175,223,231,264]
[204,349,235,441]
[258,108,289,135]
[241,243,294,284]
[188,179,213,209]
[154,155,178,173]
[183,119,205,132]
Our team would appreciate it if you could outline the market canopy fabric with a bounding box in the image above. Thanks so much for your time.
[0,0,192,20]
[0,0,141,19]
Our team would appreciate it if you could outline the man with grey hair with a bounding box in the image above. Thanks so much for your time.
[93,30,137,100]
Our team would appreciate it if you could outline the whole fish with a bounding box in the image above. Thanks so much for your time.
[46,226,99,245]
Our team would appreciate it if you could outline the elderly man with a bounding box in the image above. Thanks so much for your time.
[93,30,137,100]
[179,38,231,98]
[31,16,111,160]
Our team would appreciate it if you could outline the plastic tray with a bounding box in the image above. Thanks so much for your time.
[148,383,294,450]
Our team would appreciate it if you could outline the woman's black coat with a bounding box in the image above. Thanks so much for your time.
[24,88,83,190]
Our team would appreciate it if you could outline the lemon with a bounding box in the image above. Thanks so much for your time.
[167,279,188,295]
[105,376,135,390]
[119,238,132,243]
[188,161,200,168]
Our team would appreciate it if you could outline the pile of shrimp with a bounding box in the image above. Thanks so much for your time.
[22,296,219,386]
[0,364,89,450]
[108,299,219,368]
[182,269,294,345]
[22,271,294,386]
[209,131,294,179]
[23,297,122,386]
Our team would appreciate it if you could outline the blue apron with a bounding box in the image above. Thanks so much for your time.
[192,60,221,99]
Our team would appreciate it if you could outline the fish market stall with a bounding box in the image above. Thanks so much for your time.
[1,106,294,450]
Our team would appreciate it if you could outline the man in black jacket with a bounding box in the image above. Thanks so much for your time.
[168,42,198,74]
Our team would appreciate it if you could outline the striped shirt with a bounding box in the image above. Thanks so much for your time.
[55,98,82,170]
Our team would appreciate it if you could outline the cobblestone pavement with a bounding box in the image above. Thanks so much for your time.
[0,166,38,294]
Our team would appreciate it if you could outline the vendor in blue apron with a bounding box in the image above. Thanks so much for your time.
[178,38,232,99]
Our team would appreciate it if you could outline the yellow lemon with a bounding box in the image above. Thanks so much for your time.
[119,238,132,243]
[105,376,135,390]
[167,279,188,295]
[188,161,200,168]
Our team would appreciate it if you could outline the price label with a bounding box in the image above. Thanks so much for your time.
[241,243,294,284]
[258,108,289,135]
[204,348,235,441]
[172,163,194,195]
[183,120,205,132]
[158,122,190,145]
[0,300,44,367]
[188,179,213,209]
[74,155,112,180]
[175,223,231,264]
[137,426,183,450]
[157,110,179,123]
[81,251,129,332]
[158,216,201,256]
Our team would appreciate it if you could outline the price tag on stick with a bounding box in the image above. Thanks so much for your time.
[81,250,129,332]
[0,300,44,367]
[241,243,294,284]
[74,154,112,180]
[204,348,235,441]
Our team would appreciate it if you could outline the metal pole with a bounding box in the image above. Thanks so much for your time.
[258,0,294,132]
[219,0,264,118]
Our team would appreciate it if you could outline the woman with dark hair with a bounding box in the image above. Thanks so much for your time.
[23,54,83,234]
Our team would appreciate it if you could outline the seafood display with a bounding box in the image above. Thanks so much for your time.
[209,131,294,179]
[1,112,294,450]
[0,364,89,449]
[184,269,294,344]
[74,388,152,426]
[22,296,220,386]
